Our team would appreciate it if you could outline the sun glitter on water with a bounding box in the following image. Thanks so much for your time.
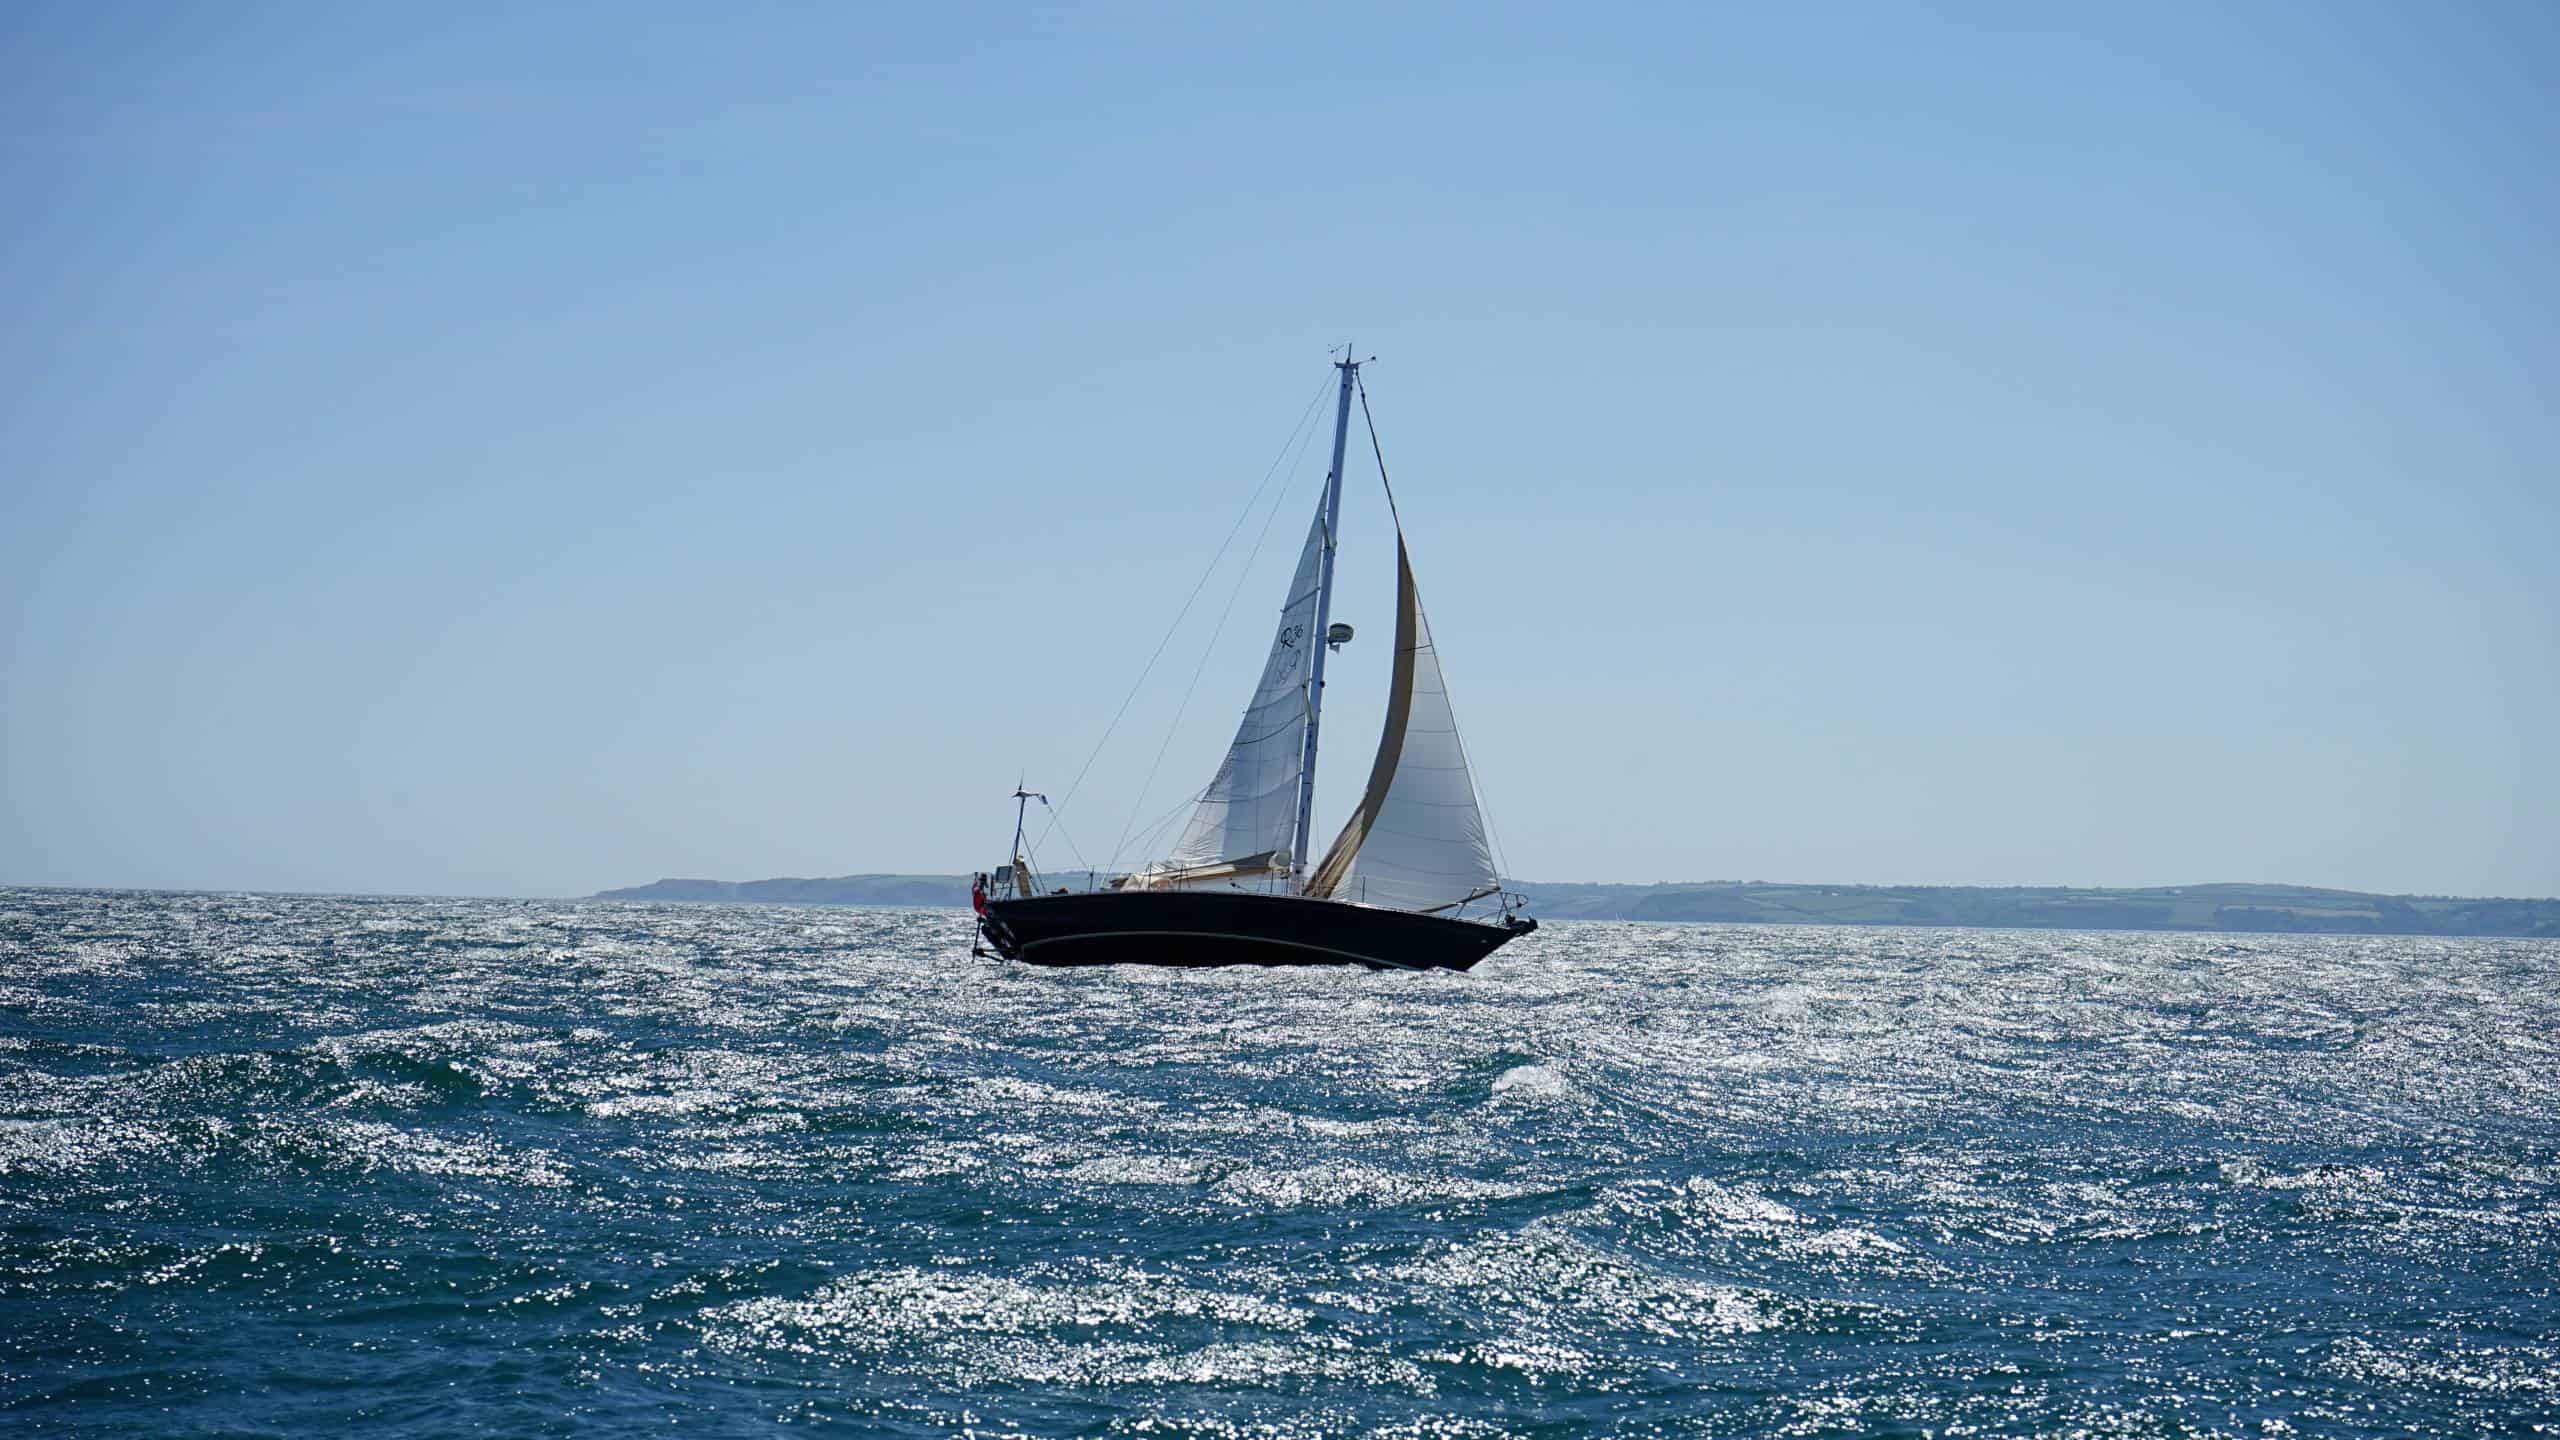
[3,888,2555,1436]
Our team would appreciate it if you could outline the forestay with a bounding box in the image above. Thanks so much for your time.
[1306,537,1500,913]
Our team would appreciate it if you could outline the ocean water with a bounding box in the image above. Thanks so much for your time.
[3,889,2555,1437]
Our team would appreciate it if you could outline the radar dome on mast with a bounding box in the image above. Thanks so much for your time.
[1325,622,1355,650]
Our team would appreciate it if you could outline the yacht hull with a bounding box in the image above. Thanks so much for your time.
[979,890,1531,971]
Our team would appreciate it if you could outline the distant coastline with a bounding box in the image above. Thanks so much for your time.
[592,875,2560,938]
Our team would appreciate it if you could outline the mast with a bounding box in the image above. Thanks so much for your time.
[1010,785,1045,897]
[1292,353,1358,879]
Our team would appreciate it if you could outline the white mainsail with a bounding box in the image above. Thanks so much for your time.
[1153,499,1330,875]
[1306,536,1500,913]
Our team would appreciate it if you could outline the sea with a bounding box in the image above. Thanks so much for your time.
[3,888,2554,1438]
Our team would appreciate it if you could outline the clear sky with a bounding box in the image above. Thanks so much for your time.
[4,2,2554,900]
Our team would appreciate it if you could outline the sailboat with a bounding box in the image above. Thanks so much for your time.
[975,355,1536,971]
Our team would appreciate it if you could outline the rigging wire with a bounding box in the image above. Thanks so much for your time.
[1040,796,1093,879]
[1115,788,1206,873]
[1105,427,1317,874]
[1030,376,1333,858]
[1355,372,1517,890]
[1356,372,1405,534]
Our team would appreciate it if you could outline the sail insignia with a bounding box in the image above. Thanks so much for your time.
[1156,501,1330,872]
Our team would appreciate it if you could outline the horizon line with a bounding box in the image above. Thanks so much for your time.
[8,874,2556,907]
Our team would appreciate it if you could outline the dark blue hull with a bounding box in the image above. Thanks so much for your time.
[979,889,1531,971]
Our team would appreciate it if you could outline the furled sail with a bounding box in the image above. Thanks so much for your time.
[1154,497,1329,873]
[1305,536,1499,912]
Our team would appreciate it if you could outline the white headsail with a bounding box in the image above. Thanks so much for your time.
[1150,499,1330,877]
[1306,536,1500,913]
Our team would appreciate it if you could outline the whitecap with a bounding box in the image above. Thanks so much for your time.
[1490,1062,1571,1102]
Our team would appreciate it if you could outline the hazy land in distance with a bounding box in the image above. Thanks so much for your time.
[592,875,2560,938]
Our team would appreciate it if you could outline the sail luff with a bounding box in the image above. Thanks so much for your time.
[1290,357,1359,876]
[1305,539,1419,899]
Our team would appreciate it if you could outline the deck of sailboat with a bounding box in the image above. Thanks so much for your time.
[979,888,1527,972]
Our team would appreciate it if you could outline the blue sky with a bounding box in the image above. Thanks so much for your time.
[4,2,2553,899]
